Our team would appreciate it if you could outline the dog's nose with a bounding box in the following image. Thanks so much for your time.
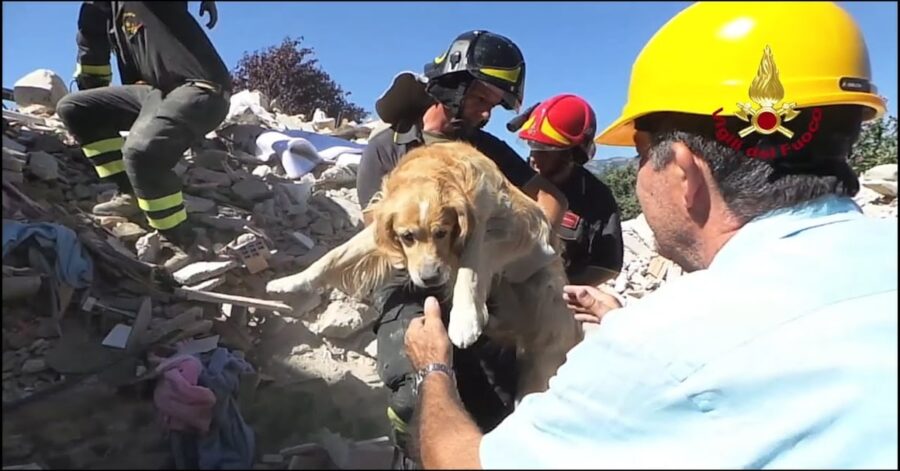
[420,272,443,287]
[418,262,444,287]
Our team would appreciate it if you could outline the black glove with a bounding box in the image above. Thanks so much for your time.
[199,1,218,29]
[75,74,110,91]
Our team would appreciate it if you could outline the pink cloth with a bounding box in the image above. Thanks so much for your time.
[153,354,217,433]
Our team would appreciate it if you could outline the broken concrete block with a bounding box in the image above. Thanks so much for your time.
[863,164,898,182]
[326,193,364,228]
[192,149,231,169]
[3,135,28,153]
[860,164,899,198]
[291,231,315,250]
[21,358,47,374]
[310,300,378,339]
[13,69,68,112]
[27,151,59,180]
[2,169,24,184]
[861,181,898,198]
[112,222,147,242]
[185,194,217,214]
[187,275,227,291]
[309,217,334,236]
[228,234,271,274]
[197,214,248,231]
[1,276,42,301]
[252,165,272,178]
[96,215,130,229]
[72,184,94,200]
[136,231,162,263]
[363,338,377,358]
[232,178,271,202]
[2,148,27,172]
[26,133,67,153]
[190,167,233,186]
[173,260,240,285]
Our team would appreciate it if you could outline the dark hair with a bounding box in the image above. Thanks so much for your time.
[635,105,864,223]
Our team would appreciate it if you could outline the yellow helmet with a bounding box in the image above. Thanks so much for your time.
[596,1,886,146]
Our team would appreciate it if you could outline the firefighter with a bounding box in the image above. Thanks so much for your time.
[511,93,624,286]
[56,1,231,271]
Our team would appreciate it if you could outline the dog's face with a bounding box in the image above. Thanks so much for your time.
[373,184,473,288]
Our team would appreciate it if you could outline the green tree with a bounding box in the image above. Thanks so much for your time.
[598,163,641,221]
[850,114,898,176]
[231,37,368,122]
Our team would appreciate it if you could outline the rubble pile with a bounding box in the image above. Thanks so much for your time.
[601,163,898,301]
[3,72,390,470]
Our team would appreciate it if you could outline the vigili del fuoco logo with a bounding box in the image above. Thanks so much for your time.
[712,45,822,160]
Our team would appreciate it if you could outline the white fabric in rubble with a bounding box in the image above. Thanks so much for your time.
[254,130,366,178]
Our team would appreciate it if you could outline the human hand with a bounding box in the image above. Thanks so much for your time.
[563,285,622,324]
[405,297,453,370]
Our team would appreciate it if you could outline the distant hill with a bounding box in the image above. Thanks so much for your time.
[585,156,636,177]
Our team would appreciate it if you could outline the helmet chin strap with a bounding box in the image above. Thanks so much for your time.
[445,79,479,137]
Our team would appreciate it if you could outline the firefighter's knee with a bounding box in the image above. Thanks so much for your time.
[55,95,92,131]
[121,131,154,178]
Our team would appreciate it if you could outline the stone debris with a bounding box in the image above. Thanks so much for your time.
[861,163,898,198]
[172,260,241,286]
[13,69,68,115]
[2,75,390,470]
[25,151,59,181]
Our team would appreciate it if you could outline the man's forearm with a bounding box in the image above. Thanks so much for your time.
[418,373,483,469]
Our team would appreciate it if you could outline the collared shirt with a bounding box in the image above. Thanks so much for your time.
[356,122,536,209]
[480,195,898,469]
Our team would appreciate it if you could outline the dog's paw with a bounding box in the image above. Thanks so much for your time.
[448,302,488,349]
[266,271,318,295]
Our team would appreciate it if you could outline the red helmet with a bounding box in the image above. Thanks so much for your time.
[517,94,597,164]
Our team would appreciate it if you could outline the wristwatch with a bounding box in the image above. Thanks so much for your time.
[414,362,455,393]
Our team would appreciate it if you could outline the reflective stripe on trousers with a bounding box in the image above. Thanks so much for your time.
[138,191,187,230]
[82,136,126,178]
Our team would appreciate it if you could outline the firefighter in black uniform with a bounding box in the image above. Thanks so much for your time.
[56,1,230,270]
[509,93,624,285]
[355,31,568,469]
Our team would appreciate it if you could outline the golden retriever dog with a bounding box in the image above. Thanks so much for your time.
[266,141,583,397]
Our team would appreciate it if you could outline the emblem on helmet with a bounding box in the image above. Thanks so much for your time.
[735,46,800,138]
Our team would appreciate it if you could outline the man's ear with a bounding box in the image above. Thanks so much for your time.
[671,141,711,222]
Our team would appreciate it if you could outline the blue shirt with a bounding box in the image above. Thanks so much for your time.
[480,195,898,469]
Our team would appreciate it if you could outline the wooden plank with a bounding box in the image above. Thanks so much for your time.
[174,287,293,314]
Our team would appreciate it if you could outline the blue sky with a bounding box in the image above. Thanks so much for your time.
[3,1,897,160]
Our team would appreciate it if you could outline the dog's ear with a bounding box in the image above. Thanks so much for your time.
[446,189,475,255]
[373,205,403,258]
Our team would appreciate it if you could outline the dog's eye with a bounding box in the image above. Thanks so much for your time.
[433,228,448,239]
[400,231,415,244]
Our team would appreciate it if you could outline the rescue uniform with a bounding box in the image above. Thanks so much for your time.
[556,165,624,284]
[356,123,535,458]
[56,1,231,236]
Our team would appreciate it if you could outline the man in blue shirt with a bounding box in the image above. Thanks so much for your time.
[402,2,898,469]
